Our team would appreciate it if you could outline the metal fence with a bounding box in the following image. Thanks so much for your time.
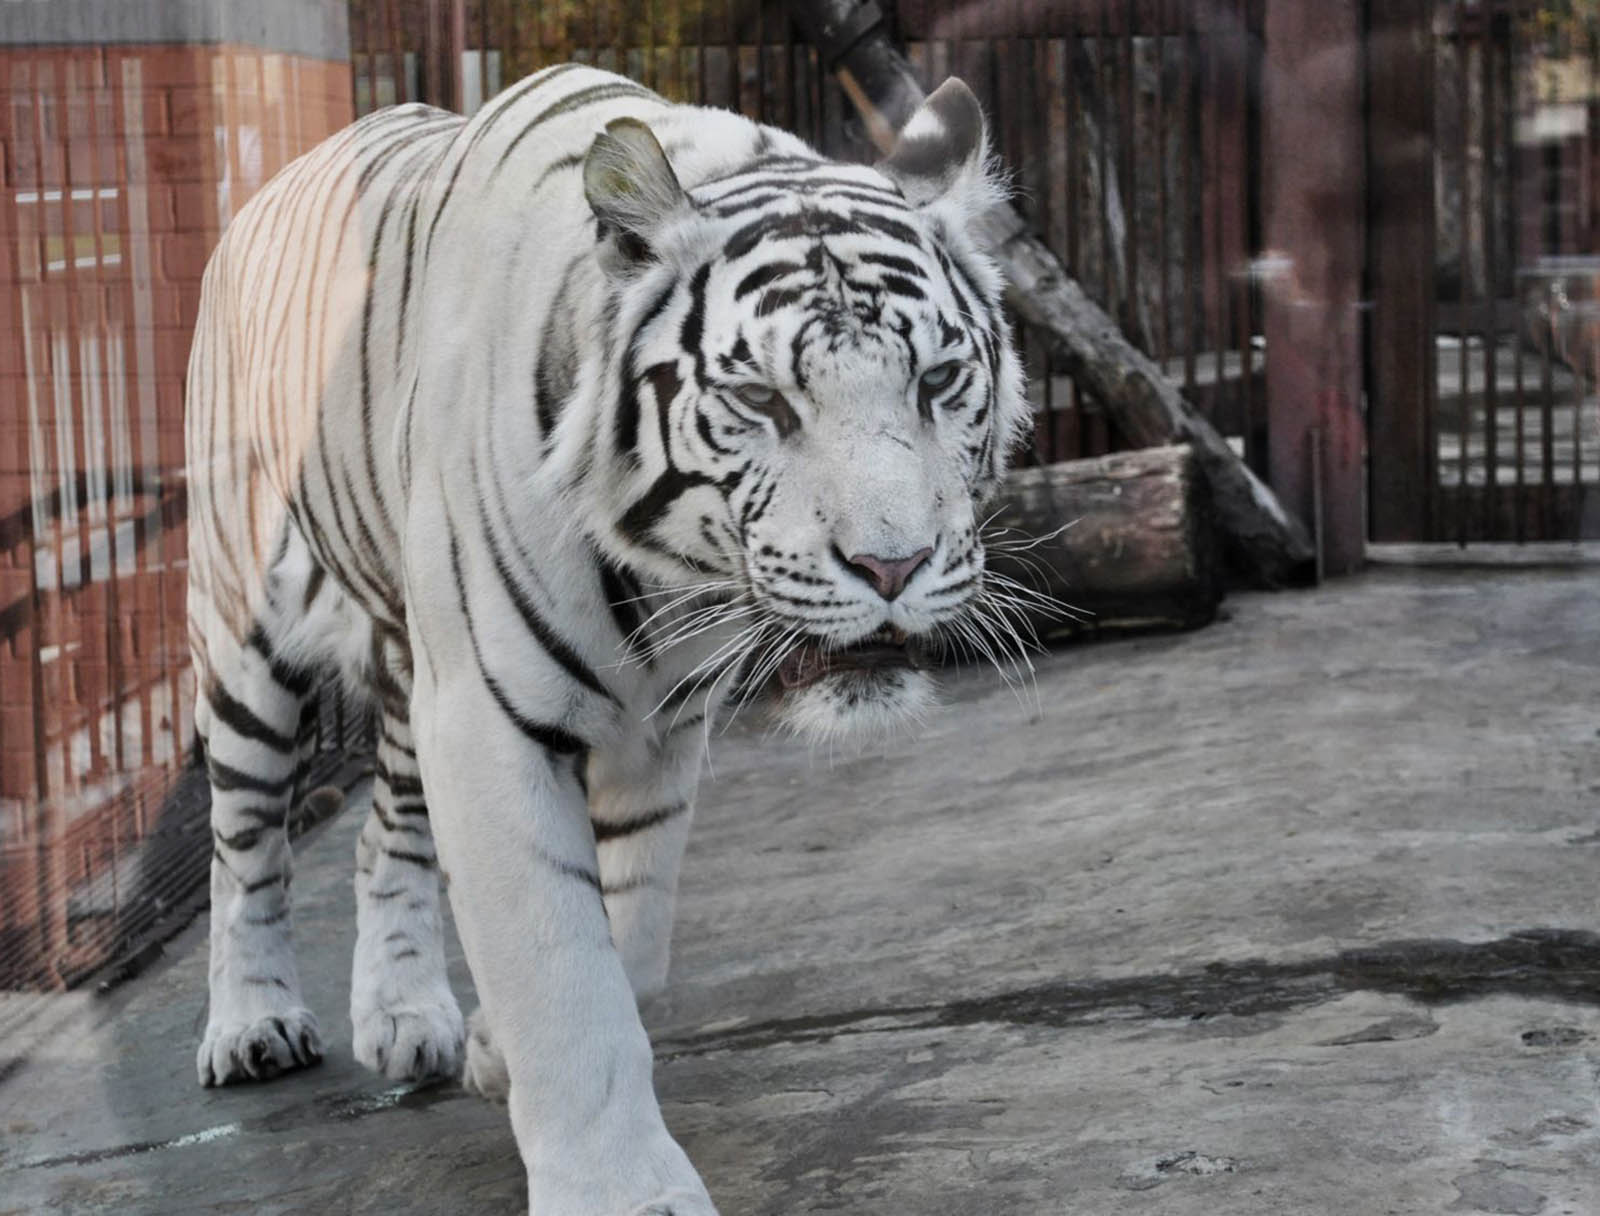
[349,0,1268,470]
[0,48,369,997]
[1429,0,1600,542]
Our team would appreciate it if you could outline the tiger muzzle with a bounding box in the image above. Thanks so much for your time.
[775,625,933,691]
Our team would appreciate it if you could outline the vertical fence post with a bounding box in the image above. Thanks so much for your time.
[1366,0,1436,542]
[1261,0,1367,574]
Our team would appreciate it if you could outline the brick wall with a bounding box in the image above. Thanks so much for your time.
[0,40,351,987]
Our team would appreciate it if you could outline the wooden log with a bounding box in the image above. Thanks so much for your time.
[987,445,1222,640]
[786,0,1316,585]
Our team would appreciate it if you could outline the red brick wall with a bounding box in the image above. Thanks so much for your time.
[0,41,352,986]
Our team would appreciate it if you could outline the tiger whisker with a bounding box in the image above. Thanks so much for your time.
[649,616,767,724]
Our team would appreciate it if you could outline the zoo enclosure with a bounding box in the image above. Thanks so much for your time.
[0,0,1596,1000]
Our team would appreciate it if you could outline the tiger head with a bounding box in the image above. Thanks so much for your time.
[586,80,1028,742]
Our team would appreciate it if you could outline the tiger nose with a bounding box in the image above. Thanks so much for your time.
[840,547,935,601]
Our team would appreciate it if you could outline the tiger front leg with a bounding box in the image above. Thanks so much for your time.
[590,723,704,998]
[414,674,716,1216]
[465,723,704,1102]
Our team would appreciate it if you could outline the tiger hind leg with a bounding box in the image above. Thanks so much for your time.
[350,629,464,1081]
[194,607,324,1086]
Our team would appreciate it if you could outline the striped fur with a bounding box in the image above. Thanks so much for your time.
[186,67,1025,1214]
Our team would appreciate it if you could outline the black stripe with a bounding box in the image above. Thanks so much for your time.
[375,760,425,799]
[245,625,314,696]
[380,846,436,869]
[859,250,926,278]
[448,530,589,756]
[757,288,804,317]
[880,274,927,301]
[214,825,266,851]
[533,149,586,192]
[734,260,803,300]
[696,154,826,193]
[680,264,712,367]
[618,468,714,551]
[302,563,326,612]
[396,189,422,365]
[472,467,618,705]
[372,804,430,836]
[592,802,687,842]
[615,283,678,466]
[207,755,296,798]
[596,558,645,654]
[704,172,903,208]
[537,848,602,891]
[425,62,585,254]
[204,679,297,753]
[712,193,783,218]
[535,255,585,440]
[845,209,923,247]
[491,81,658,178]
[601,874,657,896]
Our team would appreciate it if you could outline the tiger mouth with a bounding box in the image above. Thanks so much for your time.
[775,625,932,691]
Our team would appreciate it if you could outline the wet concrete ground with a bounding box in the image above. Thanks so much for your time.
[2,566,1598,1215]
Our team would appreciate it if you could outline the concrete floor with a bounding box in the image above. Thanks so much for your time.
[2,567,1599,1215]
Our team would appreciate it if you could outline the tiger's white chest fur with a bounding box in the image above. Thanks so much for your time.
[185,65,1024,1214]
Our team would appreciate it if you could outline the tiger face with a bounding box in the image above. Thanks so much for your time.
[588,82,1027,741]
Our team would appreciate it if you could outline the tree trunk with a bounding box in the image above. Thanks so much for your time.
[787,0,1317,585]
[988,445,1222,640]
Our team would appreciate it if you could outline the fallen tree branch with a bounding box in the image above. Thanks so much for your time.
[788,0,1316,585]
[989,445,1222,640]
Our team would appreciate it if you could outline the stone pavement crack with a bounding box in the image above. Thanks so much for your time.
[653,928,1600,1060]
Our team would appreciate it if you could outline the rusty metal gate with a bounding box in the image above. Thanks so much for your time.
[1371,0,1600,543]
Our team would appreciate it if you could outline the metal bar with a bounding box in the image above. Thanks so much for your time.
[1207,1,1226,398]
[1481,8,1499,536]
[1509,0,1526,542]
[1541,293,1556,536]
[1367,0,1437,542]
[381,0,402,105]
[86,61,129,780]
[1156,0,1170,364]
[58,60,102,790]
[1235,0,1257,469]
[1097,0,1113,319]
[451,0,467,111]
[1064,29,1078,279]
[1182,3,1197,392]
[1455,0,1470,544]
[1119,0,1137,344]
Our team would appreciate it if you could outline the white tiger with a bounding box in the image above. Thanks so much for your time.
[185,63,1026,1214]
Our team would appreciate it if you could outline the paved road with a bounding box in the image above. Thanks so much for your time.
[3,567,1598,1215]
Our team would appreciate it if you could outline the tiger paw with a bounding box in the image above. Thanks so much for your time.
[460,1005,509,1101]
[352,997,464,1080]
[197,1008,323,1086]
[627,1195,720,1216]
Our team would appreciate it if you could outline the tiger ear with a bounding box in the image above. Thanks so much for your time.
[877,78,990,208]
[584,117,687,276]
